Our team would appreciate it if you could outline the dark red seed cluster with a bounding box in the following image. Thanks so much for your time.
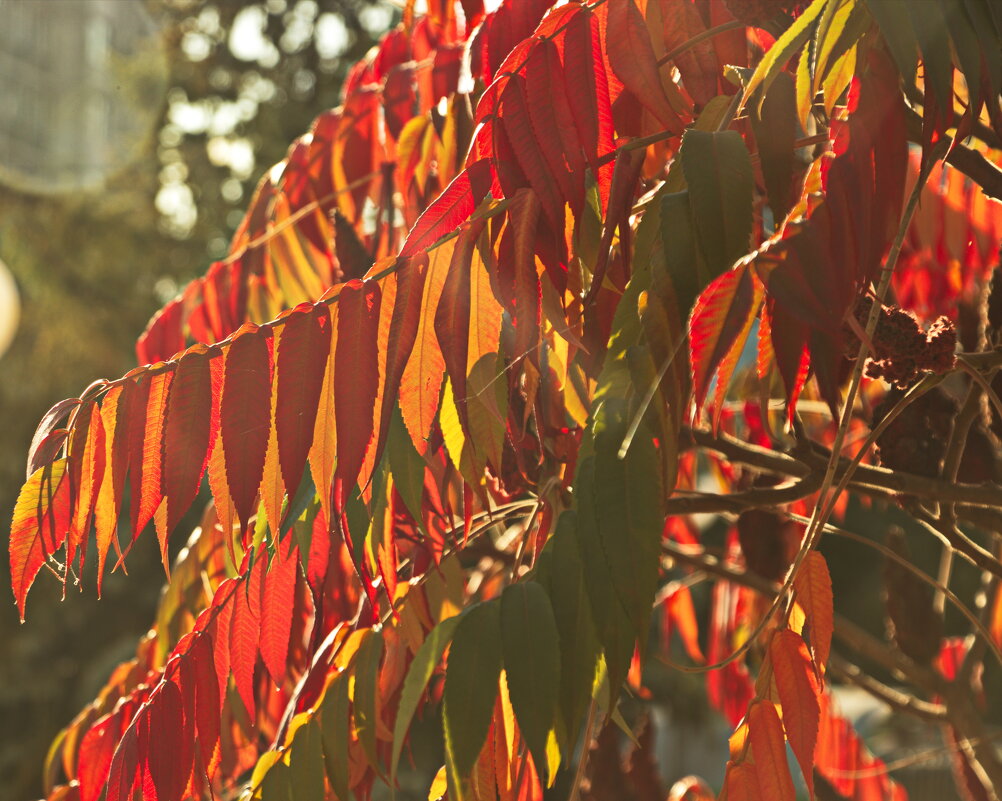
[871,386,956,477]
[844,296,957,388]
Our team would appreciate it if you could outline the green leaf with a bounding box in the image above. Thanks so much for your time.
[679,129,754,279]
[750,72,797,225]
[388,404,426,525]
[260,759,293,801]
[289,719,326,801]
[960,0,1002,101]
[908,1,953,116]
[592,407,663,654]
[391,615,461,786]
[443,600,503,794]
[353,630,384,776]
[660,191,702,320]
[320,671,351,801]
[278,468,316,541]
[500,582,561,781]
[573,451,635,703]
[941,0,989,110]
[742,0,829,108]
[865,0,918,84]
[547,514,601,754]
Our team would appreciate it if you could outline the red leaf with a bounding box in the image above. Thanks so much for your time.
[136,297,185,366]
[400,242,454,450]
[499,74,565,230]
[27,397,79,478]
[10,460,71,620]
[689,263,759,413]
[221,327,272,530]
[506,190,542,362]
[794,551,834,672]
[209,580,236,712]
[770,629,821,798]
[95,383,131,593]
[162,349,214,556]
[661,0,719,107]
[131,369,174,542]
[663,584,705,664]
[562,7,615,211]
[434,225,477,433]
[146,682,188,801]
[373,257,427,467]
[276,304,332,503]
[334,280,383,494]
[189,634,220,777]
[524,40,584,214]
[400,160,490,258]
[78,704,129,801]
[104,725,140,801]
[229,557,264,720]
[748,700,796,801]
[67,401,106,573]
[606,0,683,133]
[260,536,298,687]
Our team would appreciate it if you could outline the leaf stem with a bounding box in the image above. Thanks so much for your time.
[656,20,745,67]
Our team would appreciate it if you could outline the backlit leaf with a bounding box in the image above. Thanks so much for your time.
[679,129,754,279]
[276,305,331,503]
[444,600,503,789]
[606,0,684,132]
[748,700,796,801]
[770,629,821,797]
[500,582,560,782]
[392,614,461,785]
[162,348,214,555]
[221,326,272,531]
[10,459,70,620]
[794,551,834,671]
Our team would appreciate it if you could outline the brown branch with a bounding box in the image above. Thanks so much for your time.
[661,541,945,691]
[828,654,948,723]
[657,20,745,67]
[908,505,1002,582]
[905,107,1002,201]
[665,473,822,515]
[684,425,1002,509]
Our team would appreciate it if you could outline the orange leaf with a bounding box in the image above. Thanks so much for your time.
[710,272,764,431]
[400,239,454,450]
[606,0,683,133]
[689,263,759,414]
[94,384,128,593]
[162,348,215,552]
[334,280,383,495]
[794,551,834,672]
[562,7,615,212]
[67,401,105,573]
[134,368,174,542]
[259,328,286,538]
[10,459,71,620]
[770,629,821,798]
[309,305,339,522]
[276,304,332,503]
[434,224,479,434]
[664,584,705,664]
[748,700,796,801]
[221,325,272,531]
[500,74,565,230]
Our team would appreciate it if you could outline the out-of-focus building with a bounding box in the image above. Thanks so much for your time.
[0,0,167,194]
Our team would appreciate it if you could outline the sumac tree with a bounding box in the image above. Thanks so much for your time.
[12,1,1002,800]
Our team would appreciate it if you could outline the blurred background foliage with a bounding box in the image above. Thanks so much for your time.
[0,2,389,796]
